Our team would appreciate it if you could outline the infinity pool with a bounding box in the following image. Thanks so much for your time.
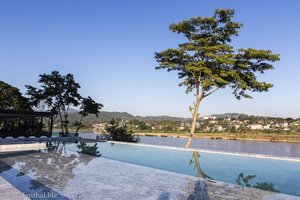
[81,142,300,197]
[1,141,300,198]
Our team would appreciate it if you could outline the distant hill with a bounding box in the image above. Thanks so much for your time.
[62,111,245,125]
[55,110,298,126]
[66,111,136,124]
[65,111,188,124]
[136,115,189,122]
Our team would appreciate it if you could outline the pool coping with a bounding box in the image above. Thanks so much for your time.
[107,141,300,162]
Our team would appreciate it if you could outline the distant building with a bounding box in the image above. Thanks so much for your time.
[281,122,289,128]
[234,124,240,129]
[203,116,217,120]
[216,125,224,132]
[92,123,107,133]
[263,124,271,130]
[248,124,263,130]
[232,120,243,124]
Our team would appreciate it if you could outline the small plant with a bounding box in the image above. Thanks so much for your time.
[236,173,256,187]
[236,173,280,193]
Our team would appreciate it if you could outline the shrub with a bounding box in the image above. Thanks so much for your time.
[104,119,140,143]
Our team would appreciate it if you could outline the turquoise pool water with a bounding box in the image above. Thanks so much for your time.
[69,142,300,197]
[1,141,300,198]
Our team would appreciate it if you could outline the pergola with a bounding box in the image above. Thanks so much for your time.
[0,110,55,138]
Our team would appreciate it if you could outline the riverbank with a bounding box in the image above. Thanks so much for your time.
[54,129,300,143]
[133,132,300,143]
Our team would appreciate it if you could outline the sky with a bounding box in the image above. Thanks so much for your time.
[0,0,300,118]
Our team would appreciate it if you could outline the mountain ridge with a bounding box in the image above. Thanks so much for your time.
[64,110,294,125]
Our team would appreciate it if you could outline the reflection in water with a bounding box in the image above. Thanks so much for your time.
[235,173,280,193]
[179,151,211,200]
[189,151,212,179]
[77,141,101,157]
[188,151,281,195]
[0,143,98,190]
[0,161,11,173]
[0,154,68,199]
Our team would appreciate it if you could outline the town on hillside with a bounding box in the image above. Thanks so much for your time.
[66,113,300,134]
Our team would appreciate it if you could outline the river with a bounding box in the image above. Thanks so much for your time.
[79,132,300,158]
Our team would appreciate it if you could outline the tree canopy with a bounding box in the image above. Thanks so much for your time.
[155,9,280,148]
[26,70,102,135]
[155,9,279,99]
[0,80,31,111]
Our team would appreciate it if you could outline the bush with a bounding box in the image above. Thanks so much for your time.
[104,119,140,143]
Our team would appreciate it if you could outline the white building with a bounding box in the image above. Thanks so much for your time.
[263,124,271,130]
[248,124,263,130]
[203,116,217,120]
[216,125,224,131]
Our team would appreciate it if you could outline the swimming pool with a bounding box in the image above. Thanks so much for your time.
[1,141,300,198]
[73,141,300,197]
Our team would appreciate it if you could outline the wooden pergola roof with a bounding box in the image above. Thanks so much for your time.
[0,110,55,118]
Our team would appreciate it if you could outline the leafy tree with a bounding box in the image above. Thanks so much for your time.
[139,121,148,130]
[155,9,280,148]
[26,71,102,136]
[104,118,140,143]
[0,81,31,111]
[74,96,103,136]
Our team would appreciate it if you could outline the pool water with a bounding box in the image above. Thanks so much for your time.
[73,142,300,197]
[1,141,300,197]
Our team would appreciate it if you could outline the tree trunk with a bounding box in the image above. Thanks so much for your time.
[58,110,64,135]
[75,114,84,135]
[185,96,202,148]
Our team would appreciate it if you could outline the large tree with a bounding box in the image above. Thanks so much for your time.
[0,81,31,111]
[26,71,102,136]
[155,9,280,148]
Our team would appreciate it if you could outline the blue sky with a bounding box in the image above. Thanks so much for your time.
[0,0,299,118]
